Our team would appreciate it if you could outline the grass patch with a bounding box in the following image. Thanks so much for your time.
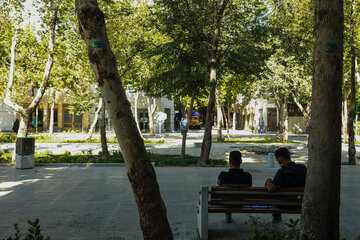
[0,133,17,143]
[0,151,225,166]
[0,152,13,163]
[34,135,165,144]
[0,134,165,144]
[212,137,296,144]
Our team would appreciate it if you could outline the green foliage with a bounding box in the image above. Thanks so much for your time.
[0,133,17,143]
[212,138,296,143]
[0,134,166,144]
[247,216,317,240]
[2,218,50,240]
[258,0,313,114]
[0,152,13,163]
[0,151,224,166]
[145,0,271,108]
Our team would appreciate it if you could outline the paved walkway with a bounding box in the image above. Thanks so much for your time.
[0,130,359,239]
[0,166,359,240]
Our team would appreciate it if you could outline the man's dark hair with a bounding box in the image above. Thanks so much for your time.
[229,150,242,166]
[275,147,291,160]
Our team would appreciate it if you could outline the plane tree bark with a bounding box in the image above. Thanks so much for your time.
[147,97,157,136]
[49,88,56,134]
[347,0,357,165]
[100,97,109,156]
[301,0,344,239]
[88,97,102,141]
[75,1,173,239]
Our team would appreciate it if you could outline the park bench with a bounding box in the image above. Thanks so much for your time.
[197,186,304,240]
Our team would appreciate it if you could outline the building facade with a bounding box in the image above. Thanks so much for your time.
[0,89,175,133]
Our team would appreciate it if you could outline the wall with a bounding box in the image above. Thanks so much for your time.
[0,101,16,132]
[288,116,307,133]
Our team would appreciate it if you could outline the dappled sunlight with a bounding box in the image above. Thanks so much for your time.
[0,179,40,199]
[242,157,264,163]
[0,191,13,198]
[0,179,40,188]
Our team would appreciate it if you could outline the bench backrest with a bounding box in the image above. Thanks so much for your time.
[209,186,304,207]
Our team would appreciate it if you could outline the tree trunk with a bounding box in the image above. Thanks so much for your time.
[225,103,231,140]
[100,97,109,156]
[134,91,142,136]
[75,1,173,239]
[291,91,311,126]
[283,97,288,143]
[347,0,356,165]
[342,99,348,143]
[49,88,56,134]
[216,88,224,142]
[232,105,237,131]
[198,0,229,165]
[216,106,223,142]
[18,115,32,138]
[180,93,195,159]
[244,107,248,130]
[276,100,282,141]
[300,0,343,239]
[147,97,156,136]
[88,97,103,141]
[198,73,216,165]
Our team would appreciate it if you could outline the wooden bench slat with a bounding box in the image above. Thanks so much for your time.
[208,206,302,214]
[211,187,304,192]
[209,200,301,207]
[210,190,303,196]
[211,196,299,201]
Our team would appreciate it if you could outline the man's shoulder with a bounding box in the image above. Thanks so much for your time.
[294,163,307,170]
[243,171,252,177]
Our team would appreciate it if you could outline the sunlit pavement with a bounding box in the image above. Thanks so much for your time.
[0,130,359,239]
[0,166,359,240]
[2,129,358,165]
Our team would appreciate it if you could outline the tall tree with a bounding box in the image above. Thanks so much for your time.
[198,0,230,164]
[152,0,269,164]
[4,0,59,137]
[75,0,173,239]
[345,0,358,165]
[301,0,344,239]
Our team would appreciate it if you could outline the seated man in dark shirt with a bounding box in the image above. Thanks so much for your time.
[218,150,252,222]
[265,147,307,223]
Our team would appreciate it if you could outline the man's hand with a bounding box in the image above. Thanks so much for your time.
[265,178,277,192]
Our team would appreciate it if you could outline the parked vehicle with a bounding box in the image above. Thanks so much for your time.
[189,116,201,129]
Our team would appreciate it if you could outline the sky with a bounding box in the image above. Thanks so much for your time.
[22,0,41,30]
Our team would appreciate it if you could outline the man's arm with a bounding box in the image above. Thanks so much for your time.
[265,178,277,192]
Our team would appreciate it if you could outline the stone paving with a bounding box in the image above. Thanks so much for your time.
[0,130,359,239]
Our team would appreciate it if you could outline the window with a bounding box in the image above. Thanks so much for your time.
[63,106,82,130]
[288,104,304,117]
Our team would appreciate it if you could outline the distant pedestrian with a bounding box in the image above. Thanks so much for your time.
[32,117,37,130]
[259,118,264,134]
[180,118,187,135]
[12,119,19,133]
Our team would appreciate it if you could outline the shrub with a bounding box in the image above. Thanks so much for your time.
[247,216,317,240]
[0,153,13,163]
[0,133,17,143]
[2,218,50,240]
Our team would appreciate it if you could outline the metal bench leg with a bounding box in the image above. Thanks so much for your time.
[197,186,208,240]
